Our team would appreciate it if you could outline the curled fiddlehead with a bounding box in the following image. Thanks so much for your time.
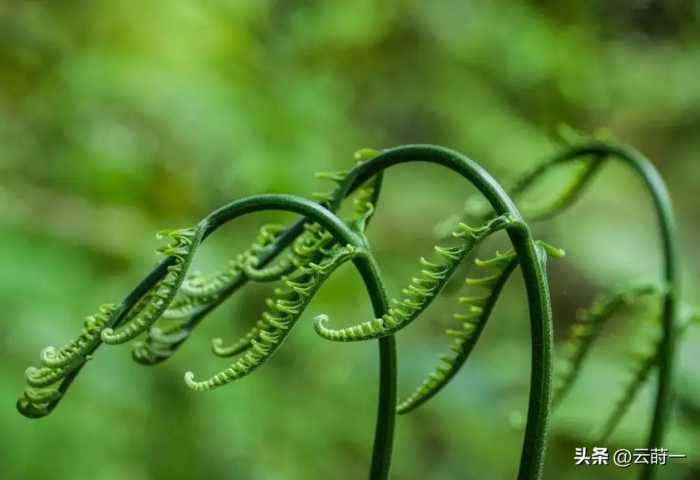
[182,224,293,296]
[313,214,516,342]
[19,306,117,416]
[397,241,564,415]
[38,304,117,369]
[100,227,201,345]
[396,249,519,414]
[132,223,296,364]
[204,160,384,359]
[18,228,201,417]
[209,222,337,358]
[237,224,299,282]
[205,167,378,357]
[185,244,363,392]
[18,193,381,412]
[132,150,384,366]
[18,144,555,480]
[322,145,554,480]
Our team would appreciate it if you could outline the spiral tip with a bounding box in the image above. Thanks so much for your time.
[313,314,329,331]
[40,346,57,362]
[210,337,227,355]
[100,328,115,342]
[24,367,38,380]
[16,397,49,419]
[184,371,197,389]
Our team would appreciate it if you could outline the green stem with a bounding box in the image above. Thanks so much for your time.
[509,154,606,221]
[199,194,396,480]
[145,172,386,360]
[527,142,679,480]
[358,254,395,480]
[25,193,398,480]
[340,144,554,480]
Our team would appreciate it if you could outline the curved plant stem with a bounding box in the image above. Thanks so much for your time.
[27,193,397,480]
[509,154,606,221]
[516,142,679,480]
[145,173,386,361]
[189,188,397,480]
[339,145,553,480]
[193,194,397,480]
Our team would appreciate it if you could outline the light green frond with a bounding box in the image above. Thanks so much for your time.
[553,283,658,408]
[100,227,202,345]
[184,245,362,392]
[313,215,515,342]
[397,250,519,413]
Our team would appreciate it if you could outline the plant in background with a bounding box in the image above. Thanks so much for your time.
[441,132,697,479]
[17,141,692,480]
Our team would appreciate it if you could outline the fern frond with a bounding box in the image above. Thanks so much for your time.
[131,304,209,366]
[313,215,516,342]
[598,343,658,443]
[397,240,563,414]
[598,311,698,442]
[134,223,298,364]
[17,303,117,416]
[348,177,380,233]
[517,157,605,221]
[100,227,201,345]
[161,292,216,320]
[179,224,284,298]
[178,260,241,298]
[200,219,350,363]
[18,228,202,415]
[397,250,519,413]
[239,253,297,282]
[552,283,658,408]
[39,304,117,368]
[184,244,362,392]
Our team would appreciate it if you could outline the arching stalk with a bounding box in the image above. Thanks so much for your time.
[18,145,560,480]
[18,194,397,480]
[512,141,680,480]
[197,195,397,480]
[335,145,554,480]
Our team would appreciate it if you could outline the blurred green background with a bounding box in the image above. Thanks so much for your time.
[1,1,699,479]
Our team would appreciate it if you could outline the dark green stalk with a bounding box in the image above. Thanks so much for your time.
[516,142,679,480]
[175,194,396,480]
[140,173,385,362]
[20,193,397,480]
[338,145,553,480]
[509,154,606,221]
[357,253,395,480]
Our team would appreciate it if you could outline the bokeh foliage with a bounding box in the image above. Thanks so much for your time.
[1,1,699,479]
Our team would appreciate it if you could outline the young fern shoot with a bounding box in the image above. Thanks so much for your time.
[313,214,517,342]
[185,243,364,392]
[500,137,681,480]
[18,143,567,480]
[399,240,564,415]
